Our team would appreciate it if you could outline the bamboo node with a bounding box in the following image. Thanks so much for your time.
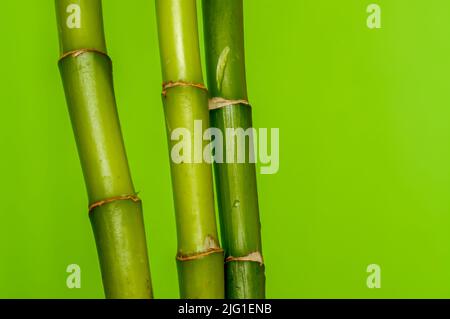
[225,251,264,266]
[208,97,250,110]
[88,194,141,213]
[59,48,110,62]
[176,247,224,262]
[162,81,208,97]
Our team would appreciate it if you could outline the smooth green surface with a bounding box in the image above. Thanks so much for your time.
[163,87,224,298]
[90,200,152,298]
[155,0,203,83]
[59,53,134,202]
[210,106,265,299]
[162,87,218,254]
[59,53,152,298]
[56,0,152,298]
[203,0,265,298]
[156,0,224,298]
[177,253,224,299]
[208,107,260,255]
[2,0,450,298]
[55,0,107,54]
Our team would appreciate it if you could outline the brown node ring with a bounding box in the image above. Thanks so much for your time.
[176,247,224,262]
[225,251,264,266]
[88,194,141,214]
[59,48,110,62]
[209,97,251,110]
[162,81,208,97]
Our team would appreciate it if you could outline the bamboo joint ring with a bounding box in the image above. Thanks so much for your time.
[88,194,141,214]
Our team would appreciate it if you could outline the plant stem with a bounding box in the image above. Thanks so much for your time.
[55,0,152,299]
[202,0,265,298]
[155,0,224,299]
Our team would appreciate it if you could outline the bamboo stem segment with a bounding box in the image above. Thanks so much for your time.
[202,0,266,298]
[55,0,152,299]
[155,0,224,299]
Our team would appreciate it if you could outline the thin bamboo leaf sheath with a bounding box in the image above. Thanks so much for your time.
[55,0,152,298]
[155,0,224,298]
[203,0,265,298]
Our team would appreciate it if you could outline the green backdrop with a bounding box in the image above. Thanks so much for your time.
[1,0,450,298]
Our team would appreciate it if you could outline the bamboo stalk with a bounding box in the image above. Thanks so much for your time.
[155,0,224,299]
[202,0,266,298]
[55,0,152,299]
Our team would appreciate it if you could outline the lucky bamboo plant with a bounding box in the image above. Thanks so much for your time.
[202,0,265,298]
[55,0,152,298]
[155,0,224,298]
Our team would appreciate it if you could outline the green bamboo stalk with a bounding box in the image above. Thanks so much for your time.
[155,0,224,299]
[202,0,265,298]
[55,0,152,299]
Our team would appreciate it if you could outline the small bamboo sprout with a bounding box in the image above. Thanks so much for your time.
[55,0,152,298]
[155,0,224,298]
[202,0,266,298]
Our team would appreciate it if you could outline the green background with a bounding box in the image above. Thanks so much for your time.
[1,0,449,298]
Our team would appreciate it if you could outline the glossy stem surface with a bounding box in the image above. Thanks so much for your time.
[155,0,224,299]
[56,0,152,298]
[203,0,265,299]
